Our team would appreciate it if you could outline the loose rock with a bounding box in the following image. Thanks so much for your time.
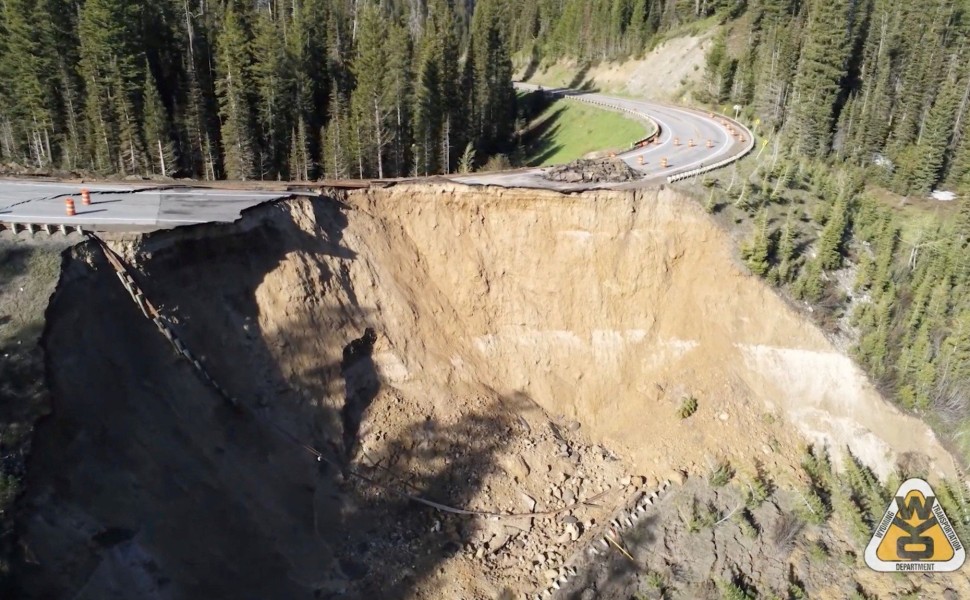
[544,158,641,184]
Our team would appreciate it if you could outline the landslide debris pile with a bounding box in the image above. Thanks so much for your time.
[543,157,641,183]
[10,184,957,599]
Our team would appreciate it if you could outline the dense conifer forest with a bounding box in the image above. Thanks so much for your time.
[0,0,516,180]
[5,0,967,190]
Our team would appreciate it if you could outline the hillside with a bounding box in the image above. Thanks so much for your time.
[512,0,970,476]
[6,184,966,597]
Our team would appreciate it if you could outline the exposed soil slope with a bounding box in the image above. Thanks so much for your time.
[520,32,712,102]
[11,184,959,598]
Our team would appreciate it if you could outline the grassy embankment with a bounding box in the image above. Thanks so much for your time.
[519,99,653,167]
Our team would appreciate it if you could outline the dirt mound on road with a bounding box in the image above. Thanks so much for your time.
[11,183,958,598]
[544,158,641,184]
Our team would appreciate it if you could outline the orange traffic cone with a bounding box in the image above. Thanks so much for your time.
[688,139,695,147]
[706,139,714,149]
[638,155,644,165]
[739,135,746,143]
[660,157,669,168]
[65,198,76,216]
[673,137,680,146]
[80,188,91,206]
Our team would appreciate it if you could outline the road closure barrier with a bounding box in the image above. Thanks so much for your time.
[667,114,755,184]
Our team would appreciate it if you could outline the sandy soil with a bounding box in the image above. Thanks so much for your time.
[9,184,964,598]
[520,33,714,102]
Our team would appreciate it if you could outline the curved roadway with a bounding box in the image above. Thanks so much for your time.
[455,82,753,189]
[0,86,753,232]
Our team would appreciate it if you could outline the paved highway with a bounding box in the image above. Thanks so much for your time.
[0,85,752,232]
[455,83,752,189]
[0,182,294,232]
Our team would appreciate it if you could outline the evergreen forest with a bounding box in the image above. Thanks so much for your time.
[0,0,516,180]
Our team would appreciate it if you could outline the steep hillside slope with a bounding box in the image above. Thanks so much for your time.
[10,184,960,598]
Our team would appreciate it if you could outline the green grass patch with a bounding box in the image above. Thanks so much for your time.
[520,99,651,167]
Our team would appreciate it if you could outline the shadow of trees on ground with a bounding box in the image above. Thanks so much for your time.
[521,105,567,167]
[567,63,595,91]
[520,44,543,82]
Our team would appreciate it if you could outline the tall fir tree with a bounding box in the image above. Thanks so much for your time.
[350,4,391,178]
[77,0,145,174]
[469,0,516,157]
[215,2,256,180]
[143,68,177,177]
[252,6,293,179]
[1,0,59,168]
[789,0,853,157]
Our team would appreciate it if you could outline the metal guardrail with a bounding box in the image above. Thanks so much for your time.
[0,221,86,236]
[87,232,242,410]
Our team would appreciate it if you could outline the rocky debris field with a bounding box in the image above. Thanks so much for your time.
[340,384,655,598]
[543,158,641,184]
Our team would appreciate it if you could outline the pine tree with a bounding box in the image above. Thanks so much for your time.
[470,0,516,157]
[817,196,849,270]
[789,0,853,157]
[436,3,463,173]
[176,0,221,180]
[855,284,896,379]
[414,26,442,176]
[703,32,728,102]
[291,0,330,177]
[58,62,85,172]
[252,6,293,179]
[350,4,391,178]
[289,119,311,181]
[385,20,413,177]
[143,68,177,177]
[935,309,970,418]
[795,258,825,303]
[0,0,59,168]
[775,214,797,283]
[870,219,899,295]
[215,3,256,180]
[77,0,145,174]
[752,20,801,130]
[322,85,352,179]
[742,208,773,277]
[948,123,970,195]
[910,73,962,193]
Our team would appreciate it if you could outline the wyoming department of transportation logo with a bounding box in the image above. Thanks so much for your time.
[865,478,966,572]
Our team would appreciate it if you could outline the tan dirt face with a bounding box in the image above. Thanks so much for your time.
[519,33,712,102]
[341,184,952,481]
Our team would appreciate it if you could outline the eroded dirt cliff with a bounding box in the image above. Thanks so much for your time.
[10,183,962,598]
